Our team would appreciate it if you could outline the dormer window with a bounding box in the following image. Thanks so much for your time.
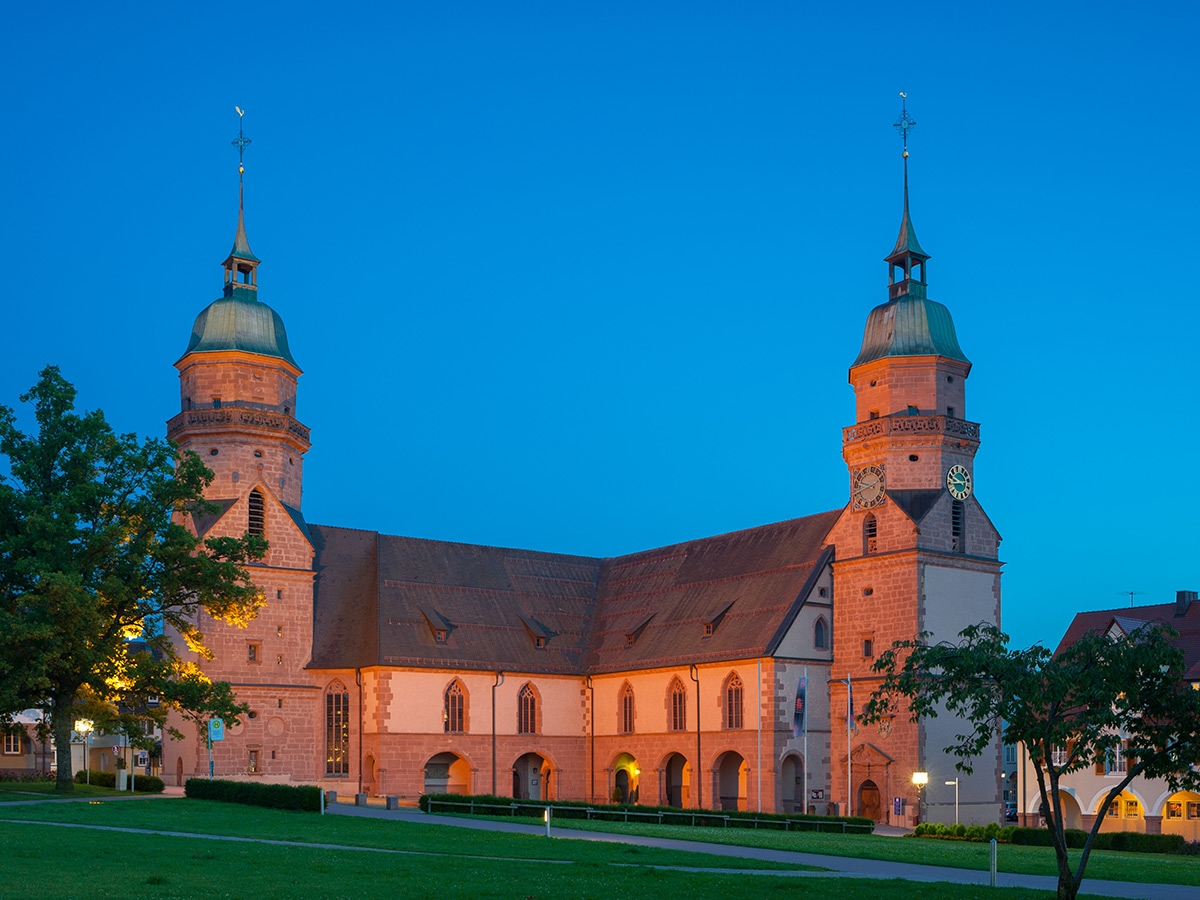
[420,607,452,644]
[702,602,733,639]
[625,613,654,648]
[520,615,552,650]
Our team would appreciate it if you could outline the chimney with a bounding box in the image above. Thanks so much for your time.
[1176,590,1198,617]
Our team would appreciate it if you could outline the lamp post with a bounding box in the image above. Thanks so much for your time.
[75,719,94,785]
[945,777,960,825]
[912,771,927,825]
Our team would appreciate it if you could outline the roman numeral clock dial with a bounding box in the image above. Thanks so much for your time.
[852,464,886,509]
[946,464,972,500]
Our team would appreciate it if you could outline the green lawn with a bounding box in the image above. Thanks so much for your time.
[0,781,130,801]
[0,801,1065,900]
[441,810,1200,887]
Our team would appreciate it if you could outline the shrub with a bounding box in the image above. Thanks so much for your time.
[953,823,967,838]
[964,825,985,840]
[416,792,874,832]
[0,771,55,783]
[72,770,165,792]
[184,778,320,812]
[984,822,1000,840]
[933,823,948,836]
[1007,826,1184,854]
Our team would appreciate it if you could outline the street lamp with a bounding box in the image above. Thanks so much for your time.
[912,771,927,825]
[945,777,960,825]
[75,719,94,786]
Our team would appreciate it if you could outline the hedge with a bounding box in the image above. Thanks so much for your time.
[913,822,1008,842]
[418,792,874,832]
[184,777,321,811]
[0,771,55,783]
[1007,826,1185,854]
[74,770,165,793]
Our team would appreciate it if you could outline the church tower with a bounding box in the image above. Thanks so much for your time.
[825,100,1003,825]
[165,115,319,783]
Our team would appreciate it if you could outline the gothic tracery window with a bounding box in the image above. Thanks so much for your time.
[669,678,687,732]
[325,680,349,776]
[620,683,635,734]
[518,683,538,734]
[444,680,465,733]
[725,673,744,730]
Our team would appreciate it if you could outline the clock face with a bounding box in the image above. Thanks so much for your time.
[852,464,886,509]
[946,464,972,500]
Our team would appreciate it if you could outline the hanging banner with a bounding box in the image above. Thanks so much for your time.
[793,676,807,737]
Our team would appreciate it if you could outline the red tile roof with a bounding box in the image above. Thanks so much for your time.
[308,508,841,675]
[1055,598,1200,681]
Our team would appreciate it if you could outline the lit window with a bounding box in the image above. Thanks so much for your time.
[248,750,259,774]
[726,674,744,730]
[1167,801,1183,819]
[620,684,635,734]
[1187,801,1200,819]
[326,680,350,776]
[444,681,465,734]
[2,733,20,755]
[1107,800,1120,817]
[518,684,538,735]
[1124,799,1140,818]
[670,679,686,732]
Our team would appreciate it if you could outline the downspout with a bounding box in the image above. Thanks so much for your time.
[689,664,701,809]
[355,668,363,795]
[492,671,504,795]
[757,659,762,812]
[586,675,594,803]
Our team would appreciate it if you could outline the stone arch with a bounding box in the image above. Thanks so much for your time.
[609,751,640,804]
[512,749,555,801]
[780,751,804,814]
[659,750,690,808]
[425,750,472,795]
[714,750,747,811]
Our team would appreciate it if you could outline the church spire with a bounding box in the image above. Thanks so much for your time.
[884,94,929,301]
[223,107,260,297]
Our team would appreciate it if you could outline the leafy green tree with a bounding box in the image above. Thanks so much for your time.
[0,367,266,791]
[864,622,1200,900]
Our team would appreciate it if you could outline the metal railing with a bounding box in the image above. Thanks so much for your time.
[425,798,872,834]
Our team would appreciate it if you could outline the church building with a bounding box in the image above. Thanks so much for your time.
[166,122,1004,826]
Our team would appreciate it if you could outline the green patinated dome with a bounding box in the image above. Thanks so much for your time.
[183,286,299,368]
[852,295,969,367]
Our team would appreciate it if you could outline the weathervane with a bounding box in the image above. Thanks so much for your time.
[893,92,916,158]
[231,106,251,181]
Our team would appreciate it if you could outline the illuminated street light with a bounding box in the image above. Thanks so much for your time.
[911,771,927,824]
[75,719,94,786]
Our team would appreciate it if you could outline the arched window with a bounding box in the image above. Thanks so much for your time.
[325,680,349,776]
[248,488,266,537]
[863,513,877,554]
[814,617,828,650]
[444,680,465,733]
[518,683,538,734]
[669,678,687,732]
[620,683,635,734]
[725,674,744,730]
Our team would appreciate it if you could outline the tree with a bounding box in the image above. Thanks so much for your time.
[863,622,1200,900]
[0,367,266,791]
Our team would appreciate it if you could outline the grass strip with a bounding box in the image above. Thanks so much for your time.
[0,817,1073,900]
[438,811,1200,886]
[0,798,811,871]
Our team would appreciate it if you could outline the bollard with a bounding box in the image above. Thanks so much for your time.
[355,793,368,807]
[990,838,997,887]
[544,806,551,838]
[386,796,400,810]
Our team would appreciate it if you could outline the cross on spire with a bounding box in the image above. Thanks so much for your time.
[893,92,916,158]
[232,106,251,180]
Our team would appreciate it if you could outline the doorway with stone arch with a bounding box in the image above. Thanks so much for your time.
[715,751,747,811]
[662,752,690,808]
[780,753,804,814]
[513,752,552,800]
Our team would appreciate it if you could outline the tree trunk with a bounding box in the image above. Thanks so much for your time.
[52,697,75,793]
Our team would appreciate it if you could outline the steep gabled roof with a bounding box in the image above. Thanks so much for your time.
[1056,601,1200,681]
[306,508,841,675]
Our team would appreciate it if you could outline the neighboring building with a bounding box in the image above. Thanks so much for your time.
[1015,591,1200,841]
[164,144,1003,824]
[1,712,54,776]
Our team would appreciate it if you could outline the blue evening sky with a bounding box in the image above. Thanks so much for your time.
[2,1,1196,650]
